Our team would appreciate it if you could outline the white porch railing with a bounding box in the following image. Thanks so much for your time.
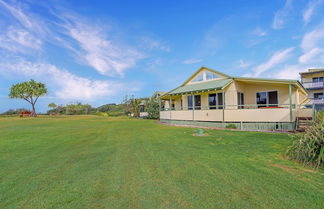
[302,82,324,89]
[309,98,324,104]
[160,104,314,123]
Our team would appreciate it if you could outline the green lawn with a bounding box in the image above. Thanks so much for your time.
[0,116,323,209]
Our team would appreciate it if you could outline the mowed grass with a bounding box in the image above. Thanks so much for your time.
[0,116,323,209]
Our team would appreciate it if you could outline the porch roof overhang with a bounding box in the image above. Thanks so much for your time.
[162,78,233,98]
[233,77,309,95]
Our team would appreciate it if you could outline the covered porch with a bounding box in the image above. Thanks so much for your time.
[160,79,312,130]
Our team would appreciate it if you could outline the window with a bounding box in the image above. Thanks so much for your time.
[256,92,267,107]
[208,93,224,109]
[192,72,204,82]
[194,95,201,110]
[268,91,278,106]
[312,77,324,83]
[188,95,201,110]
[256,91,278,108]
[217,93,224,109]
[188,95,193,110]
[191,70,220,83]
[237,92,244,109]
[206,71,218,80]
[314,93,323,100]
[209,94,216,109]
[181,99,183,110]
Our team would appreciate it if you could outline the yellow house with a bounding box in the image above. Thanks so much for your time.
[300,69,324,105]
[160,67,312,131]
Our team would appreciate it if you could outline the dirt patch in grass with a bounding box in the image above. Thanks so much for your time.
[192,133,209,136]
[270,163,299,174]
[270,163,323,175]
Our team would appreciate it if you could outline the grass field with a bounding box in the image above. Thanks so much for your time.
[0,116,323,209]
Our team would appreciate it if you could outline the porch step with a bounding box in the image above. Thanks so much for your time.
[297,117,312,120]
[296,116,313,132]
[299,121,312,124]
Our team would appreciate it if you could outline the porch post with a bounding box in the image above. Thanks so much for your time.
[222,91,225,123]
[158,98,161,115]
[192,93,195,121]
[312,103,316,125]
[289,84,292,122]
[169,95,172,120]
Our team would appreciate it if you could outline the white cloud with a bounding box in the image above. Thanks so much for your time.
[0,59,129,100]
[301,27,324,52]
[183,58,202,64]
[0,1,165,78]
[139,37,170,52]
[0,26,42,52]
[303,0,324,24]
[298,48,323,63]
[274,63,321,80]
[272,0,293,30]
[274,65,304,79]
[0,1,44,53]
[299,25,324,64]
[56,16,145,77]
[0,0,46,35]
[251,47,295,77]
[252,27,267,37]
[238,59,251,69]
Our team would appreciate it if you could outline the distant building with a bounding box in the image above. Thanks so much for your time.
[300,69,324,105]
[139,91,165,117]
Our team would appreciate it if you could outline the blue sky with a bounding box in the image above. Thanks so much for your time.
[0,0,324,113]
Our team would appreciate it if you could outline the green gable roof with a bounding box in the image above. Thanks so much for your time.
[168,78,232,95]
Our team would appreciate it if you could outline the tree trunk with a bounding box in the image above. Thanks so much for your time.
[31,103,37,117]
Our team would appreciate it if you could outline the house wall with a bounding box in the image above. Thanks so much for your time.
[164,81,303,110]
[228,81,298,107]
[224,108,292,122]
[224,81,244,109]
[308,89,323,97]
[160,109,296,122]
[301,72,324,83]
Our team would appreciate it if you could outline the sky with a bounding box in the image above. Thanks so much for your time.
[0,0,324,113]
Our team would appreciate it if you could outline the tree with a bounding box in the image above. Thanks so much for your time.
[146,98,160,119]
[9,80,47,116]
[48,102,58,115]
[66,102,92,115]
[132,99,142,117]
[48,102,57,109]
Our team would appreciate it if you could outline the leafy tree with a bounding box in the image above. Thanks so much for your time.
[132,99,142,117]
[66,102,92,115]
[122,95,135,115]
[9,80,47,116]
[146,98,160,119]
[48,102,58,115]
[48,102,57,109]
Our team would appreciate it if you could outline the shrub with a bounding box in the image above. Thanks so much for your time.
[146,98,160,119]
[107,111,125,117]
[286,113,324,168]
[226,123,237,129]
[95,112,108,117]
